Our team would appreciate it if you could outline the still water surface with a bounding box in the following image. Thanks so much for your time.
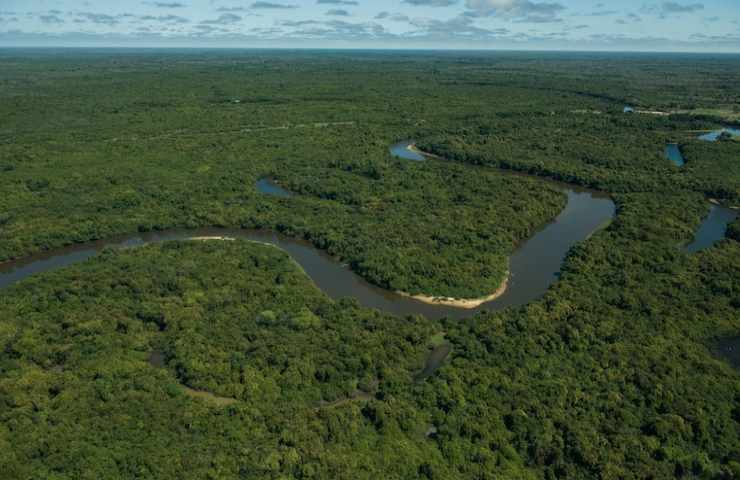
[0,186,614,320]
[256,178,293,198]
[4,140,735,320]
[685,206,739,253]
[389,140,426,161]
[665,143,685,167]
[698,127,740,142]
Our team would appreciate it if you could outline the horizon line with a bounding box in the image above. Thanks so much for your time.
[2,45,740,55]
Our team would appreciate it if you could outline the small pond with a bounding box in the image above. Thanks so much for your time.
[665,143,685,167]
[256,178,293,198]
[389,140,426,161]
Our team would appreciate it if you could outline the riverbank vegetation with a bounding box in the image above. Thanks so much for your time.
[0,241,445,478]
[0,50,739,478]
[1,193,738,478]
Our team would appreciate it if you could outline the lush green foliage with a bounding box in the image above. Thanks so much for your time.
[272,156,563,297]
[1,50,739,479]
[0,50,579,298]
[0,241,446,478]
[436,192,739,478]
[417,111,740,202]
[681,138,740,201]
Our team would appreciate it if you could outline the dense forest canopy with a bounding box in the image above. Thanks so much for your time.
[0,50,739,479]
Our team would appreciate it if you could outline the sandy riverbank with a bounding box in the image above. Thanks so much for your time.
[188,236,236,241]
[407,143,443,159]
[398,274,509,309]
[708,198,740,210]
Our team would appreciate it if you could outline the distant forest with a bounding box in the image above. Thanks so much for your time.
[0,50,738,479]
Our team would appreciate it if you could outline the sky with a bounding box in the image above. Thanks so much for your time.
[0,0,739,52]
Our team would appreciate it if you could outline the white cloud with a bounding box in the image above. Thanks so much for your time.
[465,0,565,23]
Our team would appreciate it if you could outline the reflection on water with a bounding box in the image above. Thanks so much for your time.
[665,143,685,167]
[698,127,740,142]
[686,205,738,253]
[0,187,615,320]
[1,141,619,320]
[389,140,426,161]
[256,178,293,198]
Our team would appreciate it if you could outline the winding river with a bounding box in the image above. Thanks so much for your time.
[2,139,733,321]
[0,189,609,321]
[661,129,739,249]
[1,146,614,321]
[665,126,740,167]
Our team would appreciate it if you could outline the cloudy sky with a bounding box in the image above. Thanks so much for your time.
[1,0,739,52]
